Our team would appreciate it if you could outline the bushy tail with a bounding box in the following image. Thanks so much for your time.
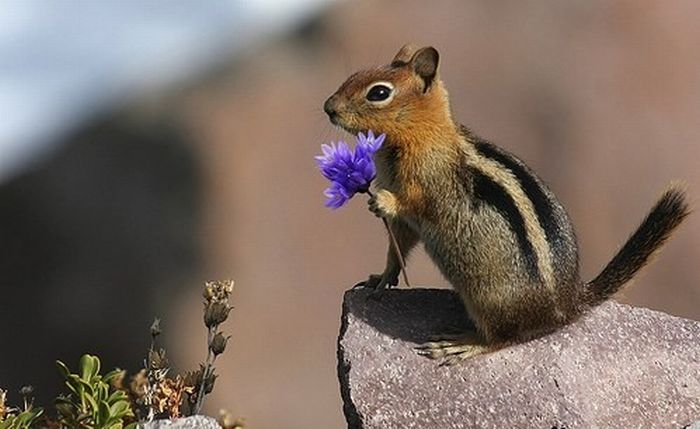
[585,185,690,306]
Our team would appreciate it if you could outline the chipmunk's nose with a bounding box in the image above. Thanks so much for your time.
[324,96,338,123]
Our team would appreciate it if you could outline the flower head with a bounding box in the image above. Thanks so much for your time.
[316,131,385,209]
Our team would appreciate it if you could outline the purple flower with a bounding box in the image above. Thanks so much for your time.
[316,131,386,209]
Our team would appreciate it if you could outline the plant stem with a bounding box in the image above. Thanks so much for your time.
[366,191,411,287]
[194,327,216,414]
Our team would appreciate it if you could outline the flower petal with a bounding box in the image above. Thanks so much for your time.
[316,130,385,209]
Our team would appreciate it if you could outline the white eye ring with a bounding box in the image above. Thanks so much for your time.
[365,81,395,106]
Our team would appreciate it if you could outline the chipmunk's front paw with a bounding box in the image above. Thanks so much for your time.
[353,272,398,290]
[368,190,399,219]
[353,272,398,300]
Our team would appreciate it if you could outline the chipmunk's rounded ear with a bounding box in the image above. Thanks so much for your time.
[391,44,418,66]
[410,47,439,92]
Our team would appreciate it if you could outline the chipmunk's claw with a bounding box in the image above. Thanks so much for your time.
[353,273,398,290]
[354,273,398,302]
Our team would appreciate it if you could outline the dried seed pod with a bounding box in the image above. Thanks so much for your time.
[204,302,231,328]
[148,348,169,371]
[210,333,230,356]
[203,280,234,305]
[150,318,162,339]
[182,368,203,390]
[203,372,217,395]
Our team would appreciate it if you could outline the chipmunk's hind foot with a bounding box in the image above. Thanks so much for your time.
[415,332,498,366]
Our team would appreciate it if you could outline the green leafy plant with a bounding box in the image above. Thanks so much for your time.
[0,408,43,429]
[55,354,135,429]
[0,280,242,427]
[0,386,43,429]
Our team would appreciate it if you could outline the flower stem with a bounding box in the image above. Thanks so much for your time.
[195,327,216,414]
[367,191,411,287]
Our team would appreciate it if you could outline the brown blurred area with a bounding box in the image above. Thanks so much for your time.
[2,1,700,428]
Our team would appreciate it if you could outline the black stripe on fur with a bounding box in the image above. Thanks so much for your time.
[473,138,567,259]
[471,168,541,282]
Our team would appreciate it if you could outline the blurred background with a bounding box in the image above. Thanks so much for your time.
[1,1,699,427]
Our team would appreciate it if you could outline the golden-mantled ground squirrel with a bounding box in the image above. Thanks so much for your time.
[323,44,690,364]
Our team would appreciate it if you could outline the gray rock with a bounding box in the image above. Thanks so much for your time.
[338,288,700,429]
[139,415,220,429]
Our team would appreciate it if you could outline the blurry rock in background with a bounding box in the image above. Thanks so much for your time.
[0,110,200,403]
[1,1,700,429]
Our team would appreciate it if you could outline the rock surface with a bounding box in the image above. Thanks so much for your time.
[338,288,700,429]
[140,415,220,429]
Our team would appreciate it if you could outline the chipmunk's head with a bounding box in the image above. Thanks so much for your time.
[324,45,451,139]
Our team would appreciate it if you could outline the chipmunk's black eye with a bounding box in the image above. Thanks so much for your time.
[366,84,393,102]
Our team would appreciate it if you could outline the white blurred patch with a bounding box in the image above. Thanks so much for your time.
[0,0,334,181]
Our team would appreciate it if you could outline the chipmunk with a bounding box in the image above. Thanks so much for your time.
[323,44,690,365]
